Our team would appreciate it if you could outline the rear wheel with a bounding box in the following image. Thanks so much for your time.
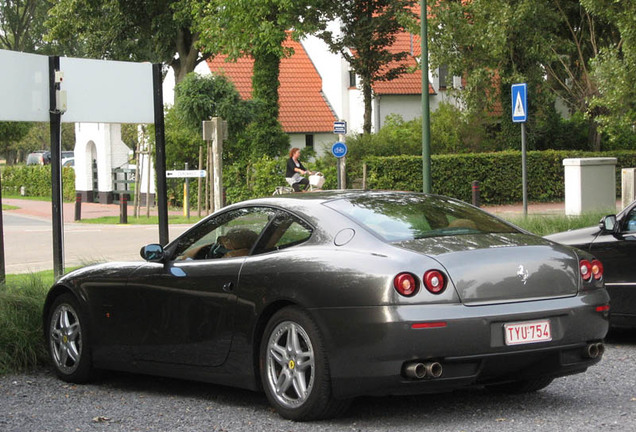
[46,294,93,383]
[260,307,349,421]
[486,377,554,394]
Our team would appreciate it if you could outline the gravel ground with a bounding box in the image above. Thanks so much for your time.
[1,331,634,432]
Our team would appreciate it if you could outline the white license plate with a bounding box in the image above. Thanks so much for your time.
[504,320,552,345]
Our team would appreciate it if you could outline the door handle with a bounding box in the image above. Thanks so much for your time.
[223,282,234,292]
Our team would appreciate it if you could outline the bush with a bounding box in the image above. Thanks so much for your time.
[1,166,76,201]
[364,150,636,204]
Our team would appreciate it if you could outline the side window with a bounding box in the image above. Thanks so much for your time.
[173,207,274,260]
[624,208,636,233]
[255,211,313,254]
[274,221,312,249]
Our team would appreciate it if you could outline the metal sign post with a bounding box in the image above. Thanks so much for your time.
[512,83,528,217]
[333,121,348,189]
[49,56,65,280]
[332,141,348,189]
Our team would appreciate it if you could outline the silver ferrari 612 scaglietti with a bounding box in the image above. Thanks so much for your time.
[43,191,609,421]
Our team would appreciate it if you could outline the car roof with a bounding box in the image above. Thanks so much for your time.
[239,190,429,208]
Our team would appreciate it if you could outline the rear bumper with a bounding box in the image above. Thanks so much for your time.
[309,289,609,399]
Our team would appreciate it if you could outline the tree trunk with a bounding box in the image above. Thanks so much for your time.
[588,118,602,152]
[362,77,373,134]
[172,28,201,85]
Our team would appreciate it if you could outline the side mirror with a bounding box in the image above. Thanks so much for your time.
[140,244,165,262]
[599,215,617,233]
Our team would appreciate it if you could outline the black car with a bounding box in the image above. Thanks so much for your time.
[545,200,636,329]
[43,191,609,421]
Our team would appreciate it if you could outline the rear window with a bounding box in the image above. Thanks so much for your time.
[325,194,518,242]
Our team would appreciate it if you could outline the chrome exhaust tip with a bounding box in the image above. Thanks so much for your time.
[403,361,443,380]
[404,362,427,379]
[584,343,601,359]
[425,361,443,378]
[595,342,605,357]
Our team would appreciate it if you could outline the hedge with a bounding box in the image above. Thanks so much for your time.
[364,150,636,205]
[1,166,76,202]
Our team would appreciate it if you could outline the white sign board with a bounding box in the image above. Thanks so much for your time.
[0,49,155,124]
[0,49,49,121]
[166,170,207,178]
[60,57,154,123]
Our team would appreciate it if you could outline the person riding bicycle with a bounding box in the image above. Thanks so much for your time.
[285,147,312,192]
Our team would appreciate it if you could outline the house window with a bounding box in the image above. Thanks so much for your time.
[349,71,357,88]
[305,135,314,149]
[438,64,448,90]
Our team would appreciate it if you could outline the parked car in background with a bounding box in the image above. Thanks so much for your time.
[545,200,636,329]
[62,157,74,169]
[26,150,51,165]
[43,191,610,421]
[61,151,74,165]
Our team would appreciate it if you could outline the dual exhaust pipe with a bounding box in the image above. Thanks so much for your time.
[403,361,443,380]
[404,342,603,380]
[584,342,605,359]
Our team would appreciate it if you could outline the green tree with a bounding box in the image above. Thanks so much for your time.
[429,1,558,146]
[0,0,54,52]
[45,0,209,83]
[581,0,636,149]
[195,0,323,158]
[316,0,418,134]
[0,121,31,164]
[173,72,256,162]
[428,0,621,151]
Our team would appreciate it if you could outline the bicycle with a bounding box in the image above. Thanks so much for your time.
[272,172,324,195]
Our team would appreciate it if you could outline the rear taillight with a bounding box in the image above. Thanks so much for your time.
[591,259,603,280]
[580,259,603,282]
[580,260,593,281]
[423,270,446,294]
[394,273,418,297]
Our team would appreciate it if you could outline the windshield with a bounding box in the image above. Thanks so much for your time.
[325,193,519,242]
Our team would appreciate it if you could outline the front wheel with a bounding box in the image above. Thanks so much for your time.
[260,307,349,421]
[46,294,94,383]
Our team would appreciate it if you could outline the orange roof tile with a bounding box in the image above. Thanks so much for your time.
[371,31,435,96]
[206,37,336,133]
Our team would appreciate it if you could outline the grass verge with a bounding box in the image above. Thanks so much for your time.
[0,272,53,374]
[502,212,605,236]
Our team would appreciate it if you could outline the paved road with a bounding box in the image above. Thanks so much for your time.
[1,212,190,274]
[0,332,634,432]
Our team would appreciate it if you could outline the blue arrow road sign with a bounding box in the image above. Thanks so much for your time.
[512,83,528,123]
[331,141,347,158]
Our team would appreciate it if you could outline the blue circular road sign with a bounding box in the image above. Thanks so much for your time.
[331,141,347,158]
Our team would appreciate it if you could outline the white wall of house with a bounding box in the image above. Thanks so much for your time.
[74,123,133,202]
[300,24,350,123]
[289,133,337,159]
[375,95,421,129]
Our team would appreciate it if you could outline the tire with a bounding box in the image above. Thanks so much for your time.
[260,307,349,421]
[486,376,554,394]
[46,294,94,383]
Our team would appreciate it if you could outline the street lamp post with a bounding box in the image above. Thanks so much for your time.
[421,1,431,194]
